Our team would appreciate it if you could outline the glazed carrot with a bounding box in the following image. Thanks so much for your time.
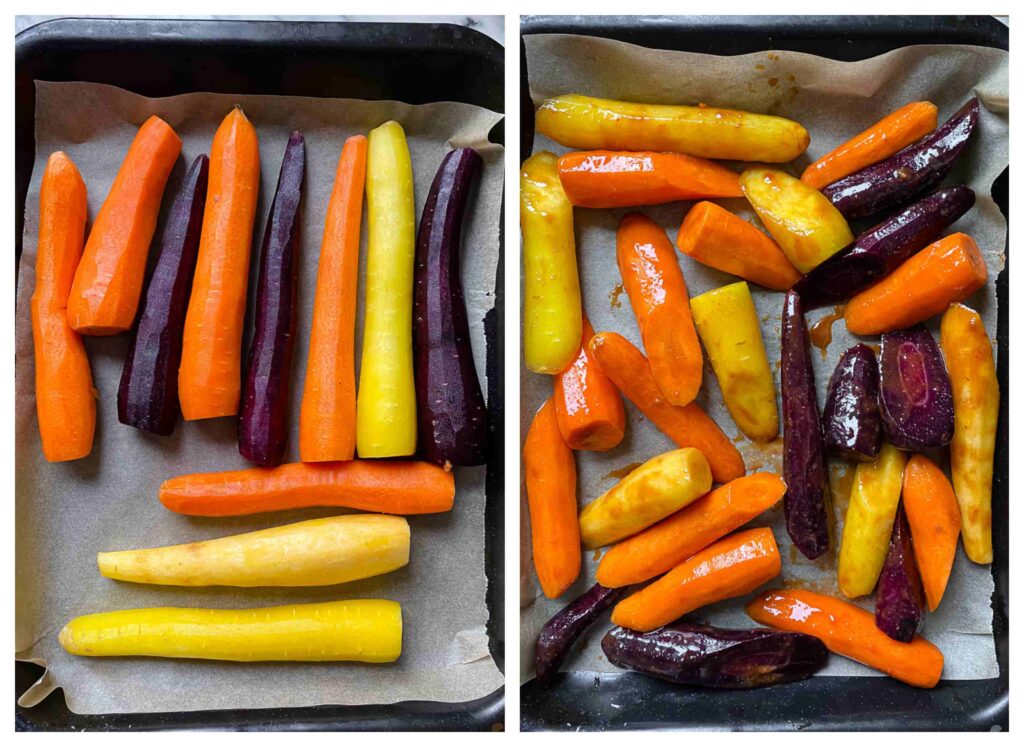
[801,102,939,190]
[180,107,260,419]
[747,588,944,688]
[676,201,802,291]
[31,152,96,462]
[556,150,742,208]
[299,135,367,462]
[524,399,581,598]
[158,459,455,517]
[845,233,987,335]
[553,316,626,451]
[902,455,961,611]
[597,472,785,588]
[588,332,745,483]
[617,213,702,406]
[612,527,781,632]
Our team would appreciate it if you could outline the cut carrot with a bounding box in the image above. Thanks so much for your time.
[902,455,961,611]
[617,213,702,406]
[31,151,96,462]
[588,331,745,483]
[747,588,944,688]
[844,233,987,335]
[612,527,781,632]
[801,102,939,190]
[676,201,802,291]
[67,116,181,334]
[299,135,367,462]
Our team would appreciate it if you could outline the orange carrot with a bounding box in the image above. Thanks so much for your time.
[31,152,96,462]
[556,150,742,208]
[612,527,780,632]
[747,588,944,688]
[902,455,961,611]
[597,472,785,587]
[801,102,939,190]
[179,107,260,420]
[553,316,626,452]
[844,232,987,335]
[67,116,181,334]
[299,135,368,462]
[676,201,802,291]
[524,399,581,598]
[588,331,745,483]
[617,213,702,405]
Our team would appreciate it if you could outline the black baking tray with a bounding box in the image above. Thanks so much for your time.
[520,15,1008,732]
[15,17,504,731]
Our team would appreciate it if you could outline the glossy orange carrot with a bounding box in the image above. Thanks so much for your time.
[597,472,785,587]
[299,135,367,462]
[902,455,961,611]
[31,152,96,462]
[524,399,581,598]
[801,102,939,190]
[844,233,987,335]
[588,331,745,483]
[180,107,260,420]
[67,116,181,334]
[747,588,944,688]
[676,201,802,291]
[553,316,625,451]
[556,150,742,208]
[617,213,702,405]
[612,527,781,632]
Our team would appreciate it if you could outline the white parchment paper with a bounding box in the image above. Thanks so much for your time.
[521,35,1007,683]
[15,81,504,715]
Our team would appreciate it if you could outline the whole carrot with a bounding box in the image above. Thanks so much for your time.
[902,455,961,611]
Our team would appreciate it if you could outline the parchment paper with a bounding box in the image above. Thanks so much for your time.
[521,35,1007,683]
[15,81,504,714]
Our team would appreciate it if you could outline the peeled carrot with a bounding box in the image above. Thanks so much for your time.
[612,527,781,632]
[597,472,785,588]
[801,102,939,190]
[588,331,745,483]
[524,399,581,598]
[159,459,454,517]
[299,135,367,462]
[556,150,742,208]
[180,107,260,420]
[676,201,802,291]
[747,588,944,688]
[616,213,702,406]
[553,316,626,451]
[31,152,96,462]
[67,116,181,335]
[845,232,987,335]
[902,455,961,611]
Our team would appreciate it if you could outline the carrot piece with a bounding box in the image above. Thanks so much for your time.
[801,102,939,190]
[524,399,581,598]
[180,107,260,420]
[746,588,944,688]
[844,233,987,335]
[588,331,745,483]
[556,150,742,208]
[553,316,626,451]
[299,135,367,462]
[616,213,702,406]
[158,460,454,517]
[676,201,802,292]
[597,472,785,588]
[612,527,781,632]
[901,455,961,611]
[67,116,181,334]
[31,152,96,462]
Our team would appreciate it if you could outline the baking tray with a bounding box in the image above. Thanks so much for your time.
[520,14,1008,732]
[14,16,504,731]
